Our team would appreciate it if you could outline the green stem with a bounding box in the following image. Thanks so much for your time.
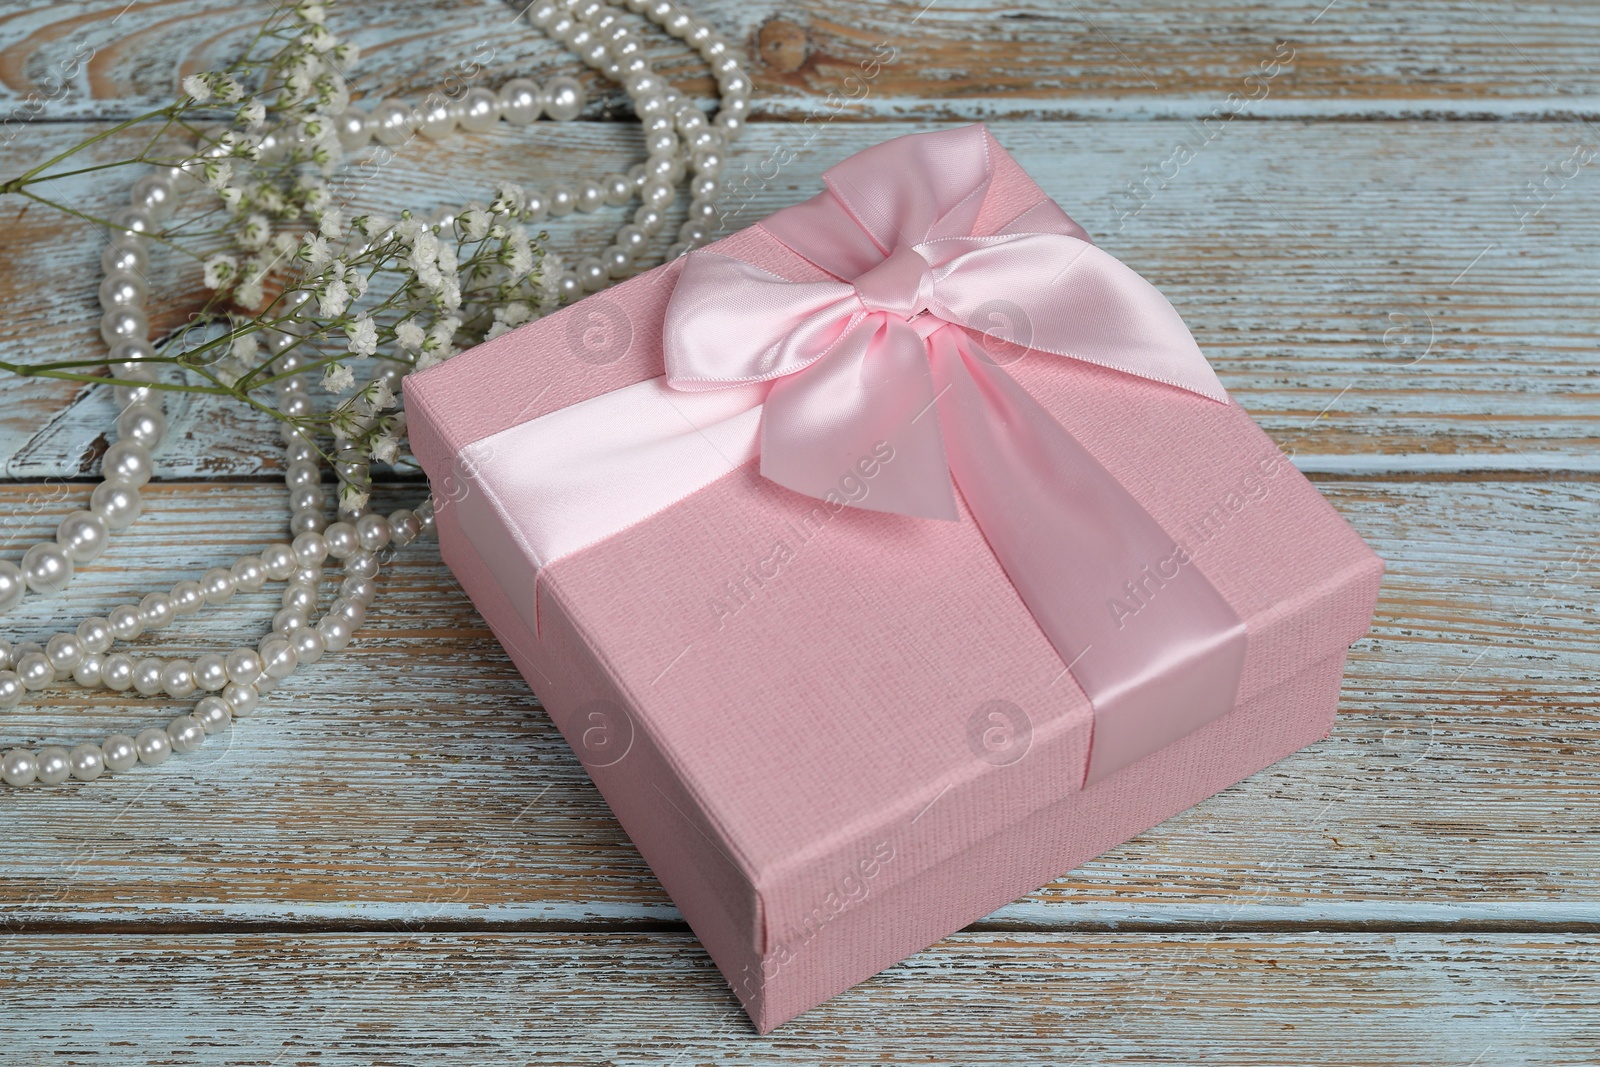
[0,106,180,194]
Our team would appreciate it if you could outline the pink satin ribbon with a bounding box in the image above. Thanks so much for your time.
[663,125,1247,784]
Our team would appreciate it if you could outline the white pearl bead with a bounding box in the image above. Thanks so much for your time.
[373,99,414,145]
[102,440,154,487]
[225,648,263,686]
[615,224,649,256]
[107,605,143,642]
[90,481,141,529]
[317,614,353,652]
[259,635,298,679]
[415,96,457,140]
[261,544,297,580]
[101,653,135,691]
[231,555,266,592]
[641,178,674,209]
[282,585,316,613]
[273,606,309,634]
[160,659,197,698]
[387,509,421,546]
[35,747,71,786]
[0,638,11,671]
[292,531,328,566]
[100,306,149,345]
[102,734,139,772]
[0,560,25,611]
[343,550,379,579]
[167,715,206,754]
[116,403,167,449]
[69,743,105,781]
[99,271,149,309]
[73,652,104,687]
[458,87,499,133]
[54,510,109,564]
[601,172,633,206]
[200,567,235,604]
[355,513,391,551]
[1,749,39,787]
[0,672,22,709]
[557,271,582,301]
[194,695,233,734]
[45,633,85,673]
[77,616,113,653]
[576,180,606,213]
[138,591,176,630]
[135,727,172,765]
[335,108,374,150]
[284,461,319,489]
[289,626,325,664]
[525,0,558,27]
[133,657,164,696]
[577,256,609,291]
[498,78,544,124]
[544,76,585,121]
[16,652,54,690]
[22,542,74,594]
[549,185,577,216]
[645,129,678,157]
[339,575,377,604]
[222,681,259,716]
[172,579,204,614]
[103,243,148,275]
[634,205,666,234]
[330,597,367,628]
[322,521,359,559]
[192,652,228,692]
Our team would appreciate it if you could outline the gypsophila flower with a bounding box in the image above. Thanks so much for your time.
[461,207,492,242]
[238,101,266,129]
[395,321,425,351]
[204,159,233,191]
[322,362,356,394]
[345,314,378,357]
[491,182,526,215]
[239,213,271,249]
[318,208,343,239]
[301,233,333,269]
[318,277,350,317]
[203,254,238,290]
[370,430,401,464]
[182,74,212,102]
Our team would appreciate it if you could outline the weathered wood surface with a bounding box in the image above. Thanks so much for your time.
[0,478,1595,931]
[3,932,1597,1063]
[2,0,1598,1056]
[4,119,1599,477]
[4,0,1600,120]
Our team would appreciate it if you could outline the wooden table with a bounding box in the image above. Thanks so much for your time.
[2,1,1596,1062]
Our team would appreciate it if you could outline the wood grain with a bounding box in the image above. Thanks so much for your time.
[0,478,1594,929]
[2,932,1596,1060]
[4,0,1600,121]
[3,119,1598,478]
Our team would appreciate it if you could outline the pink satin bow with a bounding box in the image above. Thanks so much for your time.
[662,125,1248,784]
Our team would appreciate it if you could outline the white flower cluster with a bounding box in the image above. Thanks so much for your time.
[165,2,555,482]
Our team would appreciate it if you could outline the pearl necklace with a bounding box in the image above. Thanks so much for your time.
[0,0,748,788]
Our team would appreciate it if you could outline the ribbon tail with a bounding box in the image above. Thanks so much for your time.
[926,329,1248,785]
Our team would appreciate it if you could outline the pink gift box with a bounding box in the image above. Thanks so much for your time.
[406,126,1383,1032]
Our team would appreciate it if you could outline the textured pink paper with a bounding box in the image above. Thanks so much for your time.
[407,134,1384,1031]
